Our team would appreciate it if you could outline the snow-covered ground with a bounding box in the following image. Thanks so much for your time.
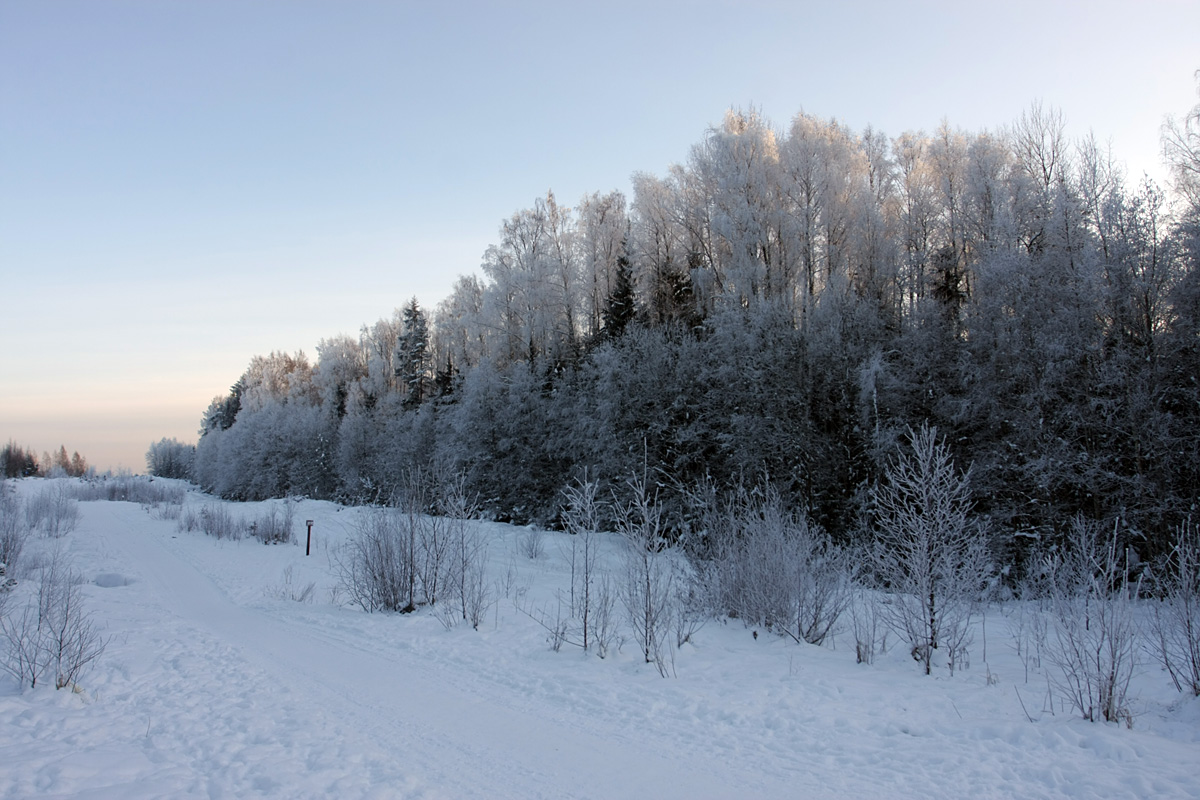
[1,479,1198,799]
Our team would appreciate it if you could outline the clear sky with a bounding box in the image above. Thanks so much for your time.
[2,0,1198,473]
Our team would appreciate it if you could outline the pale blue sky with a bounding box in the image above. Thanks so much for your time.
[2,0,1197,472]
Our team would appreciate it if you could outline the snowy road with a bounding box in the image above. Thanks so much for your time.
[87,501,812,799]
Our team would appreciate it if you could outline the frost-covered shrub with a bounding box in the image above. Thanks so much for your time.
[1150,519,1200,696]
[70,475,184,506]
[616,477,675,676]
[250,504,294,545]
[267,565,316,604]
[0,481,27,576]
[336,507,415,613]
[520,526,545,560]
[25,484,80,538]
[849,584,889,665]
[199,504,242,540]
[177,505,201,533]
[701,487,852,647]
[1045,518,1140,725]
[442,478,490,629]
[0,550,106,690]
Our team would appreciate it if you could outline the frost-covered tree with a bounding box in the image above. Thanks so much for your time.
[873,424,990,674]
[394,297,433,409]
[146,437,195,480]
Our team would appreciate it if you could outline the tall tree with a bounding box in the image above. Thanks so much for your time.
[394,297,433,409]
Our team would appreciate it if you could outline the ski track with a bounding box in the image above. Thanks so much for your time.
[2,488,1199,799]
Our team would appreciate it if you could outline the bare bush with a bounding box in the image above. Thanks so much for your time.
[199,504,242,540]
[1045,518,1140,725]
[1007,601,1049,684]
[250,503,294,545]
[336,507,416,613]
[849,585,889,665]
[1,550,106,690]
[562,475,605,651]
[873,424,991,675]
[1151,519,1200,695]
[702,488,852,646]
[71,475,186,507]
[39,554,107,689]
[177,505,202,533]
[672,560,708,648]
[0,603,47,688]
[441,477,490,628]
[26,484,80,538]
[615,477,675,676]
[520,526,545,560]
[0,481,27,576]
[267,565,316,604]
[591,573,622,658]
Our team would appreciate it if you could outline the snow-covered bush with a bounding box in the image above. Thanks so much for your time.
[561,476,606,651]
[267,565,316,604]
[70,475,185,507]
[0,481,27,576]
[0,549,106,690]
[250,503,294,545]
[520,526,545,560]
[25,484,80,538]
[1150,519,1200,696]
[177,505,201,534]
[1045,518,1140,724]
[872,425,991,675]
[849,584,889,665]
[336,507,416,613]
[441,477,490,629]
[615,477,675,676]
[702,488,852,647]
[199,504,242,540]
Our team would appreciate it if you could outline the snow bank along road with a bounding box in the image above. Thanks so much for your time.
[2,493,1199,798]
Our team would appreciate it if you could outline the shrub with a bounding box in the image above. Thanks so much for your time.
[250,504,294,545]
[0,481,27,576]
[25,484,80,538]
[1045,518,1140,725]
[0,550,106,690]
[702,488,852,647]
[336,507,415,613]
[616,476,675,676]
[199,504,242,540]
[1150,519,1200,696]
[71,475,185,506]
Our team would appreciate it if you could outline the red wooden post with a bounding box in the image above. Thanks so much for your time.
[305,520,314,556]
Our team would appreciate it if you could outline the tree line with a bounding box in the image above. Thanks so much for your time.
[1,442,89,480]
[183,92,1200,575]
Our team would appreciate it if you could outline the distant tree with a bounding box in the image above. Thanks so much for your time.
[1,442,40,479]
[146,438,195,480]
[52,446,68,476]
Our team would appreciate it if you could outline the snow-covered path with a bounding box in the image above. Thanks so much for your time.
[2,488,1199,799]
[76,501,807,799]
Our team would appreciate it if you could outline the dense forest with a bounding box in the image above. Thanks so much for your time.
[183,96,1200,574]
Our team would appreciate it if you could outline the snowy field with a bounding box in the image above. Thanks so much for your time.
[1,478,1198,799]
